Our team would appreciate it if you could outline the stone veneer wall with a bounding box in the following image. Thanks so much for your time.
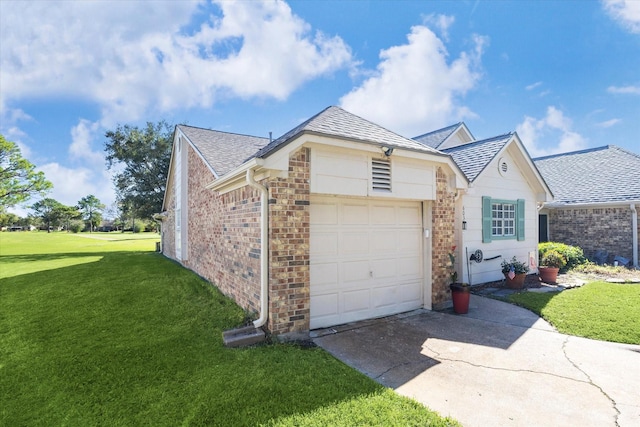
[267,148,311,335]
[184,145,263,314]
[431,167,457,308]
[549,206,636,264]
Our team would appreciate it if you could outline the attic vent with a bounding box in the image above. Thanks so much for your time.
[498,157,508,176]
[372,158,391,192]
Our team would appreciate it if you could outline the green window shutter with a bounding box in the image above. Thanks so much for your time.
[482,196,492,243]
[517,199,525,241]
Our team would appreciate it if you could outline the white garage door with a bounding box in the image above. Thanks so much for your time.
[310,196,424,329]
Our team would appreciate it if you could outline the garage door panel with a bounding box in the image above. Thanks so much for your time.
[371,258,396,279]
[398,256,422,277]
[400,282,422,303]
[341,232,369,254]
[371,205,396,224]
[343,203,369,225]
[310,262,339,288]
[343,289,371,313]
[310,203,338,224]
[310,293,338,316]
[342,260,370,282]
[311,196,424,329]
[310,232,338,257]
[371,231,397,254]
[398,205,422,225]
[398,230,421,252]
[372,285,398,308]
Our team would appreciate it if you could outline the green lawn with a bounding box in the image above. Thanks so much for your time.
[0,232,458,427]
[508,283,640,344]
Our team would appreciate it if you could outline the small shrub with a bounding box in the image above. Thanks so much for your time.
[132,223,142,233]
[540,250,567,269]
[501,256,530,274]
[68,222,83,233]
[539,242,586,271]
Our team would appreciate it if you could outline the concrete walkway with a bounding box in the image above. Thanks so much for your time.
[312,295,640,427]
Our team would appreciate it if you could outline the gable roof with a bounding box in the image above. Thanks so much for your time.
[178,125,269,178]
[413,123,462,148]
[534,145,640,206]
[252,106,443,159]
[439,133,513,182]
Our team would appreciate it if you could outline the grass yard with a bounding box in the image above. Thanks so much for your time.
[508,282,640,344]
[0,232,458,427]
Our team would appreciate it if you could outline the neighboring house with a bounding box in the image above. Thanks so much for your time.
[414,123,553,285]
[534,146,640,267]
[159,106,467,336]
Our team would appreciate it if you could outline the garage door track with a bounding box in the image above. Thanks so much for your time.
[312,295,640,427]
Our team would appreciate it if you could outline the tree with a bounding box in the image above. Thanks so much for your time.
[0,135,52,208]
[58,205,81,232]
[31,198,64,232]
[104,121,173,220]
[0,210,20,227]
[77,195,105,232]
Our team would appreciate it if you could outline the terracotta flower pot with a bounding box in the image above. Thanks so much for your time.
[450,283,470,314]
[538,267,560,284]
[504,273,527,289]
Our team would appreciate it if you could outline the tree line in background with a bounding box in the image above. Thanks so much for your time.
[1,120,173,233]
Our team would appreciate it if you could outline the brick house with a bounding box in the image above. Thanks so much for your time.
[413,123,553,285]
[534,146,640,268]
[159,106,468,336]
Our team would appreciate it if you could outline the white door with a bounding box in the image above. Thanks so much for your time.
[310,196,424,329]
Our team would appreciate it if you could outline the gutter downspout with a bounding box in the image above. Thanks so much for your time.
[246,169,269,328]
[631,204,638,268]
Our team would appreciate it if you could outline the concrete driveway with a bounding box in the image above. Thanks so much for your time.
[312,295,640,427]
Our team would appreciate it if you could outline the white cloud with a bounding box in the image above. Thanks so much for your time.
[596,118,622,128]
[340,21,487,137]
[0,0,352,126]
[602,0,640,34]
[607,85,640,95]
[70,120,104,166]
[38,162,115,209]
[526,81,543,91]
[516,106,587,157]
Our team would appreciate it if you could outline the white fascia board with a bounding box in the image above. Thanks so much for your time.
[206,158,263,193]
[544,200,640,209]
[161,127,179,211]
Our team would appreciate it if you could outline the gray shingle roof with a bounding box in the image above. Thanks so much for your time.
[437,133,513,182]
[252,106,442,159]
[178,125,269,177]
[412,123,462,149]
[534,146,640,205]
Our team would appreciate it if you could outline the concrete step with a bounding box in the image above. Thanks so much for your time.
[222,325,266,348]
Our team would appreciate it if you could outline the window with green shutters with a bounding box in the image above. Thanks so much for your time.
[482,196,525,242]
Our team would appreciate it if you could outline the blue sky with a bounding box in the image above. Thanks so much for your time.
[1,0,639,214]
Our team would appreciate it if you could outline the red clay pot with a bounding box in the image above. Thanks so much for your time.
[450,283,470,314]
[538,267,560,284]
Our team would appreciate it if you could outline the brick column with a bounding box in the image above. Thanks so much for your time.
[267,148,311,335]
[432,167,456,308]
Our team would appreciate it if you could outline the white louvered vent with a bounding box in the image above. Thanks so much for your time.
[372,158,392,192]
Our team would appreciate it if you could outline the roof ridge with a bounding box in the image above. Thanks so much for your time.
[177,124,269,141]
[532,145,610,161]
[412,122,462,140]
[442,132,513,152]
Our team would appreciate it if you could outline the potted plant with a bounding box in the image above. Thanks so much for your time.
[538,250,567,284]
[501,256,530,289]
[448,246,470,314]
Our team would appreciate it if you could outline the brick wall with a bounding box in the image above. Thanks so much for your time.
[432,167,456,307]
[267,148,311,334]
[162,177,176,259]
[549,206,636,264]
[184,146,263,314]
